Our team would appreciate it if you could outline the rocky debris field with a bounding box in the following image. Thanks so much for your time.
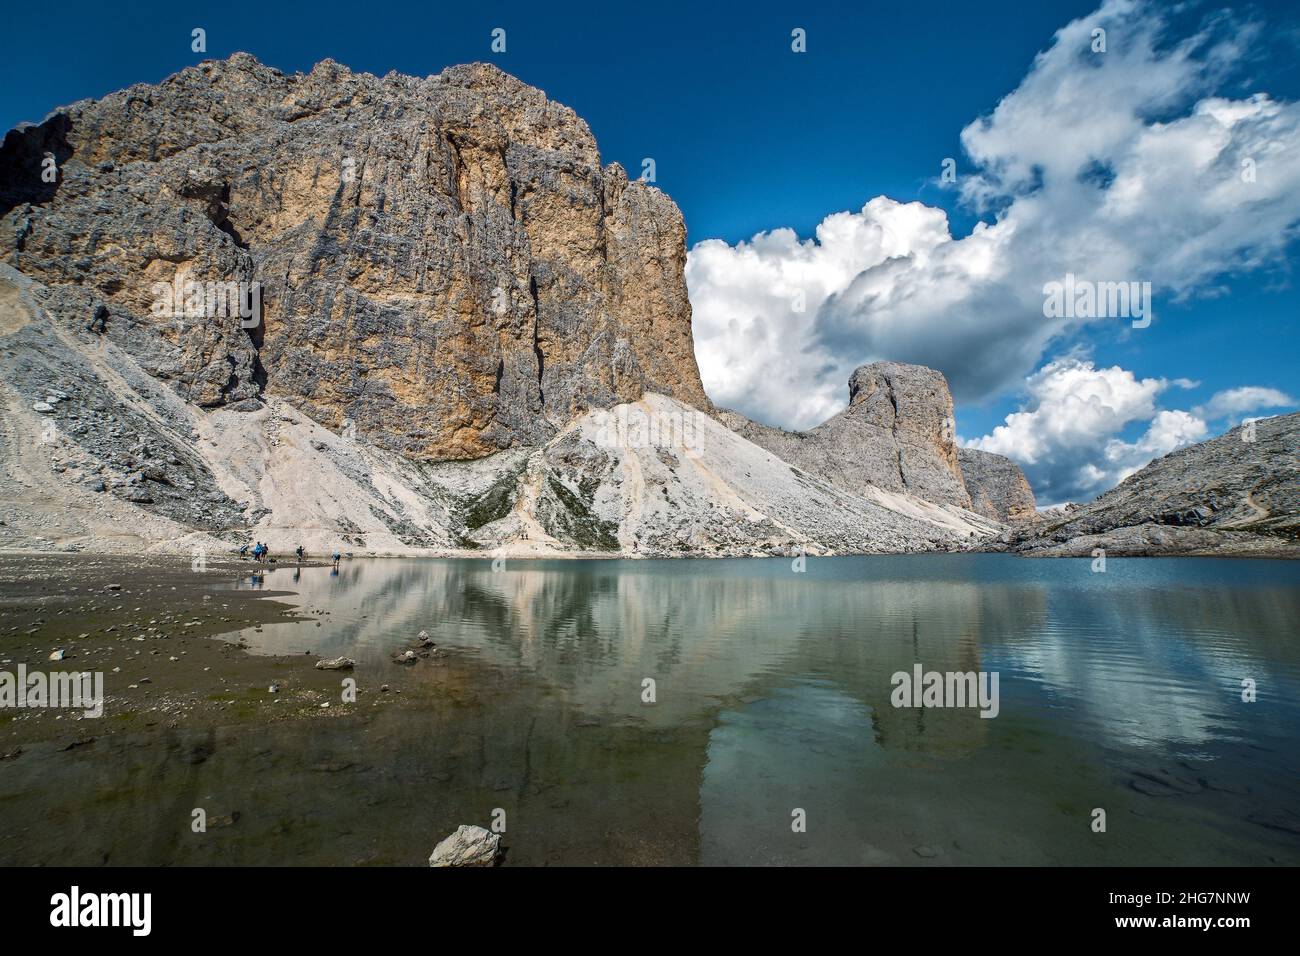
[2,263,1006,558]
[449,393,1003,558]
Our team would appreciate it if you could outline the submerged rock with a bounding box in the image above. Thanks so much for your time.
[1248,809,1300,837]
[428,825,500,867]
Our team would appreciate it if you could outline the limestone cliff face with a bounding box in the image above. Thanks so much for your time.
[0,54,709,461]
[720,362,978,510]
[843,362,970,508]
[957,447,1037,523]
[719,361,1039,524]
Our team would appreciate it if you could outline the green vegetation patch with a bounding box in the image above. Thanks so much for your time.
[543,475,620,551]
[462,465,526,531]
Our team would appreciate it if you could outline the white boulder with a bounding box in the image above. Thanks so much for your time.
[429,825,500,867]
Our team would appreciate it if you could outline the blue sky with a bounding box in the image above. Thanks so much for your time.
[2,0,1297,502]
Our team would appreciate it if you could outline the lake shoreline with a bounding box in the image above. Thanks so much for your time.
[4,542,1298,563]
[0,553,436,751]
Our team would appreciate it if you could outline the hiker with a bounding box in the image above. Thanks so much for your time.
[238,543,249,559]
[86,304,108,335]
[331,550,341,569]
[295,544,304,562]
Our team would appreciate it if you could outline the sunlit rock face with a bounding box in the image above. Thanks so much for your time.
[0,56,1017,557]
[0,54,710,461]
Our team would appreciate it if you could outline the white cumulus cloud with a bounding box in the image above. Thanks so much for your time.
[1193,385,1295,422]
[686,0,1300,435]
[966,358,1211,503]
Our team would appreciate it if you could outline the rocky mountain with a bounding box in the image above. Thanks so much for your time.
[719,361,1037,523]
[1,54,709,463]
[0,263,998,557]
[492,393,999,557]
[957,447,1037,524]
[0,56,1008,559]
[1003,412,1300,557]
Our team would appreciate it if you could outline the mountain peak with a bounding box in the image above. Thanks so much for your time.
[1,55,708,462]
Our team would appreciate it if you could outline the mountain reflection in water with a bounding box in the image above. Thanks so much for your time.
[3,555,1296,865]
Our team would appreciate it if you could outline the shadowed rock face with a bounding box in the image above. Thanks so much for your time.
[957,447,1037,523]
[0,54,709,461]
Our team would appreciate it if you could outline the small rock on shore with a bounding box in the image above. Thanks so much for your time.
[428,825,500,867]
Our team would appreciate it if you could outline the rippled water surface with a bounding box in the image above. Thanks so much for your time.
[13,555,1300,865]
